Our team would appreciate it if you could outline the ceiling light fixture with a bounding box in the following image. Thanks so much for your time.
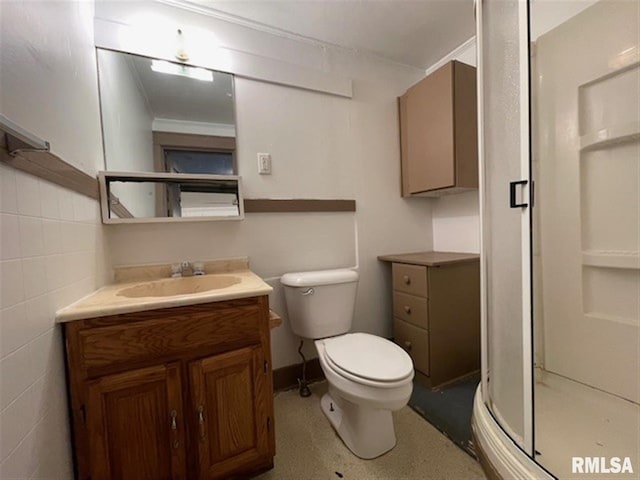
[150,60,213,82]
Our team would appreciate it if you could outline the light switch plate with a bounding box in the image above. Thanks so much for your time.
[257,153,272,175]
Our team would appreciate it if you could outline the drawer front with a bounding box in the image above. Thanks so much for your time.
[78,302,262,374]
[393,292,428,329]
[394,318,429,375]
[392,263,428,297]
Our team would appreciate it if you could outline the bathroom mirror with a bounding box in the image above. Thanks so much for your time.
[96,48,236,175]
[98,172,244,224]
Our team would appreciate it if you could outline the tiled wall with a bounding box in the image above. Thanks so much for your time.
[0,162,109,478]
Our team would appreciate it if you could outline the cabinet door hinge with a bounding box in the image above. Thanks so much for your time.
[267,417,271,432]
[80,405,87,425]
[263,360,268,374]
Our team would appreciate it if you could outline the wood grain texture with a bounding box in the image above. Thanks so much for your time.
[268,309,283,329]
[64,296,275,479]
[190,347,271,479]
[78,303,261,375]
[87,363,186,480]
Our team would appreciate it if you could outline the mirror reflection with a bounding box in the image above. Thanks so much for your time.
[96,48,236,174]
[99,173,243,223]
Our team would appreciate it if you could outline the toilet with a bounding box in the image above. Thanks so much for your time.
[281,268,414,459]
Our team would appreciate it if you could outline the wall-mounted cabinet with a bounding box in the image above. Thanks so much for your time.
[399,60,478,197]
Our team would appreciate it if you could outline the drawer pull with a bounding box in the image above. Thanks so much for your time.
[404,306,412,315]
[403,275,411,285]
[403,341,412,351]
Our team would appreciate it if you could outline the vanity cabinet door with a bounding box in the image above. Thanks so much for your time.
[190,346,272,480]
[86,362,187,480]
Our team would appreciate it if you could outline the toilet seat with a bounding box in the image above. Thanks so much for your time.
[321,333,414,388]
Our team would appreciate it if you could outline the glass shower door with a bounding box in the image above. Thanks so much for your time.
[477,0,533,454]
[531,1,640,476]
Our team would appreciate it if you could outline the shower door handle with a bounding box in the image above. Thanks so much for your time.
[509,180,529,208]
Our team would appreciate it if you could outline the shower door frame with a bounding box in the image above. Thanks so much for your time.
[476,0,535,458]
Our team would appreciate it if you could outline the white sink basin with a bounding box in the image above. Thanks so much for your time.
[116,275,242,298]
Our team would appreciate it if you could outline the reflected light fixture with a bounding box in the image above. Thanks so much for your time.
[150,60,213,82]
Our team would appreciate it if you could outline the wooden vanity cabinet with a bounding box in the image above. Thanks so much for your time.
[64,296,275,480]
[398,60,478,197]
[86,362,187,479]
[190,347,271,480]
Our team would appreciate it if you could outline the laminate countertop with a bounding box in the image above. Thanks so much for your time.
[377,251,479,267]
[56,257,274,323]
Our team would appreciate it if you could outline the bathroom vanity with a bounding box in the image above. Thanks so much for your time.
[378,251,480,389]
[57,259,276,480]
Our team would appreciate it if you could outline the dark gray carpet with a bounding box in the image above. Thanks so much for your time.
[408,374,480,456]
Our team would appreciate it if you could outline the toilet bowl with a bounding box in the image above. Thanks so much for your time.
[281,269,415,459]
[316,333,413,458]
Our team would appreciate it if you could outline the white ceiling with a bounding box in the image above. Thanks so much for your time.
[127,53,235,124]
[174,0,476,70]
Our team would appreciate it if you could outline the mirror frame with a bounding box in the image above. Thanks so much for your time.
[98,171,244,224]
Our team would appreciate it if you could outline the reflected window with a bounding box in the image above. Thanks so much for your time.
[164,149,234,175]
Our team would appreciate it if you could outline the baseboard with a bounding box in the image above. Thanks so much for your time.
[272,358,325,391]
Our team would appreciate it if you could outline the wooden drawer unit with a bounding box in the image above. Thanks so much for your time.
[64,296,275,480]
[393,292,428,329]
[392,263,428,297]
[380,252,480,389]
[394,318,430,375]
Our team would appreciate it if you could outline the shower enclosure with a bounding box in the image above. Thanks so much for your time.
[472,1,640,478]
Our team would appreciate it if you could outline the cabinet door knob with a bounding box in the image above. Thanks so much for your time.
[403,275,411,285]
[404,306,412,314]
[404,341,412,351]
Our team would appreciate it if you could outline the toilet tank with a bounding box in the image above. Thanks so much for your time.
[281,269,359,339]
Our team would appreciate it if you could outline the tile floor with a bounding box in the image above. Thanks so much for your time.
[256,381,487,480]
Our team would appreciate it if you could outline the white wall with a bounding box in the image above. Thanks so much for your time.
[0,1,109,478]
[98,50,156,217]
[426,39,480,254]
[102,3,434,369]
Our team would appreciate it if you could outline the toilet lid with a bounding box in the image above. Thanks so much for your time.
[323,333,413,382]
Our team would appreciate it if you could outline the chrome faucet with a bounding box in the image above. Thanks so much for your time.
[171,261,206,277]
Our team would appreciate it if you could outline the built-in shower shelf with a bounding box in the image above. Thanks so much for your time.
[580,121,640,151]
[585,312,639,328]
[582,250,640,269]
